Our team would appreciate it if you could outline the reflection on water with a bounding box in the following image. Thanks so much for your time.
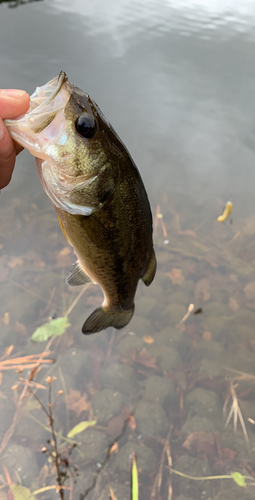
[1,0,255,499]
[0,0,42,7]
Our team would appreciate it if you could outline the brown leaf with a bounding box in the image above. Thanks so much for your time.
[220,447,238,460]
[109,442,119,455]
[182,431,214,454]
[8,256,23,268]
[107,414,125,436]
[244,282,255,302]
[202,331,212,340]
[195,279,211,302]
[65,389,90,416]
[228,297,239,311]
[129,415,136,430]
[166,268,184,285]
[136,348,158,369]
[143,336,154,344]
[3,313,10,326]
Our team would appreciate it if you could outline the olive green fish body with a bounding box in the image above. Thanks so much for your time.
[5,72,156,334]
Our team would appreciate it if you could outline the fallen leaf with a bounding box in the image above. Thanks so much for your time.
[143,336,154,344]
[166,268,184,285]
[31,317,70,342]
[107,414,125,436]
[220,448,238,459]
[231,471,246,487]
[195,279,211,302]
[109,442,119,455]
[8,256,23,268]
[3,312,10,326]
[129,415,136,430]
[202,331,212,340]
[67,420,96,438]
[244,282,255,302]
[15,321,27,334]
[136,348,158,369]
[10,484,35,500]
[65,389,90,416]
[182,431,214,454]
[228,297,239,311]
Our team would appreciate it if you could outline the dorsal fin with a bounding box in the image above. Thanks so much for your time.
[66,261,94,286]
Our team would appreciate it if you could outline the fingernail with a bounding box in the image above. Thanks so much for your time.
[0,89,27,98]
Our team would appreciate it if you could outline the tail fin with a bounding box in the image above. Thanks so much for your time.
[82,305,135,334]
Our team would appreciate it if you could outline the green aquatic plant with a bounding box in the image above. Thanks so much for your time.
[171,468,255,488]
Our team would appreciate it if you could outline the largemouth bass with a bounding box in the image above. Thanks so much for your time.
[5,71,156,334]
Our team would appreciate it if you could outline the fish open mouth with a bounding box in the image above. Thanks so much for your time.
[4,71,71,157]
[28,71,68,114]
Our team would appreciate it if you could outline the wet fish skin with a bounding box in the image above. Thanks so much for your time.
[5,73,157,334]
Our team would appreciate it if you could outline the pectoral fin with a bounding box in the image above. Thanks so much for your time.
[142,248,157,286]
[66,261,94,286]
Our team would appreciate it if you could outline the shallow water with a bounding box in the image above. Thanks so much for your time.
[1,1,255,499]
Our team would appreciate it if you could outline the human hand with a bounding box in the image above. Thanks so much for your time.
[0,89,30,189]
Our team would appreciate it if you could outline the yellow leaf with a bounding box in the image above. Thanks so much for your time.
[67,420,96,438]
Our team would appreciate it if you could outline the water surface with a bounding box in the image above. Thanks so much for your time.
[1,1,255,499]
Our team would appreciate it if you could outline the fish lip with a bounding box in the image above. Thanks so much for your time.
[29,70,68,115]
[4,71,71,131]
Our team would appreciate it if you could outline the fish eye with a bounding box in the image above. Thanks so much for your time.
[75,114,97,139]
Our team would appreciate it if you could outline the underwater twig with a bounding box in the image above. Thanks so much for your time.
[151,425,173,499]
[79,396,142,500]
[10,278,63,312]
[65,284,90,318]
[223,379,249,447]
[30,376,67,500]
[0,338,54,456]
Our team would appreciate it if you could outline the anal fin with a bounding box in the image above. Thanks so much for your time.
[66,261,94,286]
[142,248,157,286]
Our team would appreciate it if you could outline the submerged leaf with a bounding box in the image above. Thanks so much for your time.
[67,420,96,438]
[10,484,36,500]
[65,389,90,416]
[31,317,70,342]
[231,472,246,487]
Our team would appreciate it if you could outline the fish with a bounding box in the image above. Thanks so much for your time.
[5,71,156,334]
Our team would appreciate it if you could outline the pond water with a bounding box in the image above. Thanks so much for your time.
[1,0,255,499]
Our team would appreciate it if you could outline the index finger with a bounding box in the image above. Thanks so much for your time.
[0,90,30,188]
